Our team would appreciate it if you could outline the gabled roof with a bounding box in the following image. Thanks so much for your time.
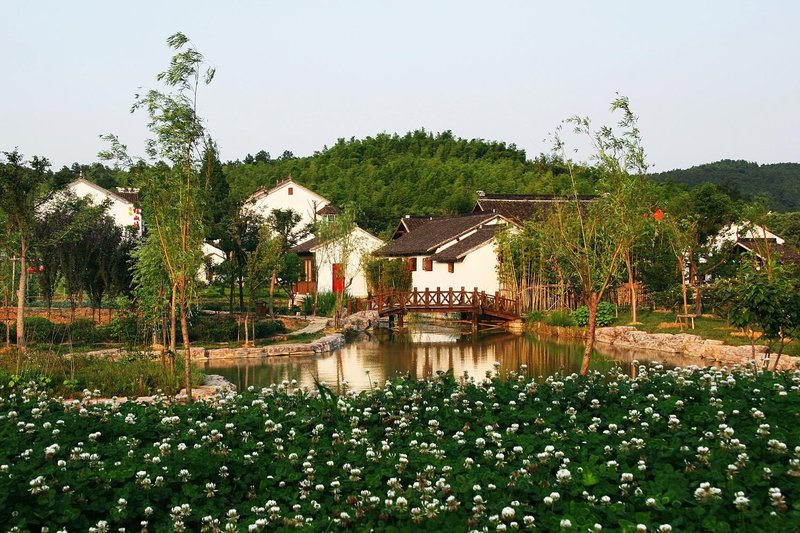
[290,226,383,255]
[317,204,342,216]
[115,188,140,204]
[246,177,330,206]
[473,192,597,225]
[430,226,503,262]
[391,216,438,240]
[68,177,136,206]
[375,213,510,257]
[735,239,800,265]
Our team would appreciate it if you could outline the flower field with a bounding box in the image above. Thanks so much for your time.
[1,364,799,531]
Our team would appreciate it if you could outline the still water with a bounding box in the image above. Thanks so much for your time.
[205,326,700,392]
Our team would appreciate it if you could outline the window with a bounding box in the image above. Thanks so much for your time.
[405,257,417,272]
[448,262,455,273]
[422,257,433,271]
[288,187,294,195]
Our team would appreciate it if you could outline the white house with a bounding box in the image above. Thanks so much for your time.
[292,226,384,298]
[374,212,514,295]
[244,178,330,241]
[62,177,143,235]
[198,241,226,283]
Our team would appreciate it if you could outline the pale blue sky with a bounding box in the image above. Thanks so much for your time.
[2,1,798,171]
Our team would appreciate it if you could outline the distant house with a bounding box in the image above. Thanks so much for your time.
[63,177,143,236]
[373,212,514,295]
[198,241,226,283]
[292,227,384,298]
[711,222,800,266]
[244,177,330,240]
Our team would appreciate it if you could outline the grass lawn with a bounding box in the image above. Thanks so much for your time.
[613,309,800,356]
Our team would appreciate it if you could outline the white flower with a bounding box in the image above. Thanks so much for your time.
[733,491,749,510]
[560,519,572,528]
[501,507,515,521]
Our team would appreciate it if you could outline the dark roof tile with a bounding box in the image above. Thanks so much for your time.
[375,213,503,256]
[430,226,502,262]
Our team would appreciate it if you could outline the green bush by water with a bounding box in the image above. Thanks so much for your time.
[572,301,617,327]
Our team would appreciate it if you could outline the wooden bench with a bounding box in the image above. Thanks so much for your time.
[676,314,697,330]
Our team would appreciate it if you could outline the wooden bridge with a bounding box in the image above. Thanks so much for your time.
[363,288,521,330]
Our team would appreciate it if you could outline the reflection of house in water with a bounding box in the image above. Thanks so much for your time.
[204,330,702,393]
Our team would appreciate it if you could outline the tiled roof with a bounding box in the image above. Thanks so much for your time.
[375,213,502,256]
[317,204,342,215]
[473,193,597,225]
[736,239,800,264]
[290,237,320,254]
[115,189,140,205]
[430,226,503,262]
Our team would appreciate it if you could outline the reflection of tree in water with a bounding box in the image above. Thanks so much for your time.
[205,329,694,392]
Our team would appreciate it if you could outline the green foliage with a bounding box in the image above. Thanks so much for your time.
[67,319,97,344]
[224,131,598,235]
[524,310,544,323]
[2,365,799,530]
[303,291,339,317]
[716,258,800,363]
[364,257,412,294]
[652,159,800,212]
[254,319,287,338]
[543,309,575,327]
[573,301,616,327]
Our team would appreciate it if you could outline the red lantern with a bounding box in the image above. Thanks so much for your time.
[27,266,35,274]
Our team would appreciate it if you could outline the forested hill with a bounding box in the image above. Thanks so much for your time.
[224,130,597,236]
[651,160,800,212]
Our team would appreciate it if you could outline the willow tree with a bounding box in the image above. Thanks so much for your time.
[548,96,649,374]
[101,33,215,399]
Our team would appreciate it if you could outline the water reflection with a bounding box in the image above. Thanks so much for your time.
[205,326,704,392]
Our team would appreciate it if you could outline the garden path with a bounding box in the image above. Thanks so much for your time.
[287,316,330,337]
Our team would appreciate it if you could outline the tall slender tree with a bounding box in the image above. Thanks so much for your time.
[101,32,215,399]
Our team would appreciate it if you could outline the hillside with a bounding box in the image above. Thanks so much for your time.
[223,130,599,236]
[652,160,800,212]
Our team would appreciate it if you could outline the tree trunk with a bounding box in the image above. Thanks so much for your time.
[179,281,193,402]
[625,253,637,323]
[229,270,234,313]
[580,293,599,375]
[169,283,177,354]
[238,277,244,312]
[16,242,27,350]
[268,270,277,318]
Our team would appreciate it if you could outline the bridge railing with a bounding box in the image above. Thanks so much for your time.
[365,288,519,318]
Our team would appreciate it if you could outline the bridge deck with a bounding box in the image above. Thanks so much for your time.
[366,288,520,321]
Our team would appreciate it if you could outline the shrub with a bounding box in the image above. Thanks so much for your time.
[10,317,64,344]
[67,319,97,345]
[524,310,544,323]
[572,301,616,327]
[543,310,575,327]
[188,316,239,343]
[302,291,341,317]
[254,319,286,338]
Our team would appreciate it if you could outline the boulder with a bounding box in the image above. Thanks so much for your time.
[340,310,379,332]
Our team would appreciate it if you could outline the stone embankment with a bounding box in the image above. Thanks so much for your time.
[595,326,800,371]
[203,333,346,360]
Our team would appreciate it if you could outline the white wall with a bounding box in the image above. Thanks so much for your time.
[246,180,328,238]
[315,227,383,297]
[408,240,501,295]
[68,180,139,230]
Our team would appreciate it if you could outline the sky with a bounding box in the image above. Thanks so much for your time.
[2,1,799,172]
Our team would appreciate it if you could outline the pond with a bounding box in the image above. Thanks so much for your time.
[205,324,703,392]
